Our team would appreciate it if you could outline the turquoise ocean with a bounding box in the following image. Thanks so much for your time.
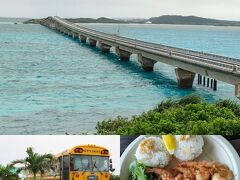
[0,21,240,134]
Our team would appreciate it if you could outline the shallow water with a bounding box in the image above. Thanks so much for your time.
[0,23,239,134]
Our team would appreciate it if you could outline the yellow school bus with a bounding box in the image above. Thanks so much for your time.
[56,144,115,180]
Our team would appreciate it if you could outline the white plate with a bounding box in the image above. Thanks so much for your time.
[120,135,240,180]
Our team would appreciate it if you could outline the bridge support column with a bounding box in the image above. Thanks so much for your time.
[60,28,65,34]
[235,84,240,97]
[100,43,111,53]
[64,30,69,35]
[49,23,56,29]
[57,25,62,32]
[175,68,195,89]
[72,32,78,39]
[116,47,131,61]
[88,38,97,47]
[55,24,60,31]
[137,53,157,71]
[79,35,87,43]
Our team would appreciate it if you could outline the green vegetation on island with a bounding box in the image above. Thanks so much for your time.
[66,17,125,24]
[148,15,240,26]
[23,19,41,24]
[23,15,240,26]
[66,15,240,26]
[96,95,240,135]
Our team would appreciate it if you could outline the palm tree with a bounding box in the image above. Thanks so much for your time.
[0,164,19,180]
[11,147,55,180]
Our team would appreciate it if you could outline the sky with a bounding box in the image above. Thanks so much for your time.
[0,0,240,21]
[0,135,120,175]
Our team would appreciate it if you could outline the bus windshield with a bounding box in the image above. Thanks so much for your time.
[70,155,109,172]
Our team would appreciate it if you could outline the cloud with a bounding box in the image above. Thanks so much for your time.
[0,0,239,20]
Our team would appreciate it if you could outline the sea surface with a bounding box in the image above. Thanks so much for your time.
[0,21,240,134]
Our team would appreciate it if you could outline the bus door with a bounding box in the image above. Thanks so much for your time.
[62,155,70,180]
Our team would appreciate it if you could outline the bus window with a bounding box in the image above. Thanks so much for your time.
[92,156,109,172]
[70,155,109,172]
[71,155,92,171]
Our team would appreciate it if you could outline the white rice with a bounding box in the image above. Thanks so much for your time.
[174,135,204,161]
[135,137,171,167]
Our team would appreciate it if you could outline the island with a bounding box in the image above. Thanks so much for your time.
[23,15,240,26]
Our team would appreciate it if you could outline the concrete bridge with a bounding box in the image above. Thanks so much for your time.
[40,16,240,97]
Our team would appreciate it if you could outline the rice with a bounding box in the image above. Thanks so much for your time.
[174,135,204,161]
[135,137,171,167]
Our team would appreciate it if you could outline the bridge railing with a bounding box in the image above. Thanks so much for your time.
[171,51,239,72]
[157,44,240,64]
[51,17,240,73]
[68,19,240,65]
[71,21,240,65]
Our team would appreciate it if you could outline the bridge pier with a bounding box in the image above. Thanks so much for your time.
[79,35,87,43]
[100,43,111,53]
[55,24,60,31]
[63,29,67,35]
[60,28,66,34]
[235,84,240,97]
[88,38,97,47]
[59,28,63,33]
[116,47,131,61]
[137,53,157,71]
[71,32,78,39]
[175,68,196,89]
[197,74,217,91]
[64,30,69,35]
[49,23,56,29]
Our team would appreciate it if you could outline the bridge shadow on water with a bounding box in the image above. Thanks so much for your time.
[58,31,217,101]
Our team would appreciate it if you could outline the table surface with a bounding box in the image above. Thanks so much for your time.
[120,136,240,156]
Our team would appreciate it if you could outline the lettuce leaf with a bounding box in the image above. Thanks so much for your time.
[129,160,153,180]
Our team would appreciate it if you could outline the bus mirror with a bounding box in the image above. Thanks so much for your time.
[109,159,112,163]
[110,166,115,173]
[109,162,115,173]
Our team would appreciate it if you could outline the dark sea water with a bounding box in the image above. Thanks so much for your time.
[0,22,239,134]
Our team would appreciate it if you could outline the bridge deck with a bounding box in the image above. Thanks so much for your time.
[51,16,240,74]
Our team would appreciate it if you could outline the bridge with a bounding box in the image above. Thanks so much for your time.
[40,16,240,97]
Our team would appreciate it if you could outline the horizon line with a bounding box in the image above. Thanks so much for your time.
[0,14,240,22]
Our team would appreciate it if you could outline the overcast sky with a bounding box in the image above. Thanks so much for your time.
[0,0,240,20]
[0,135,120,175]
